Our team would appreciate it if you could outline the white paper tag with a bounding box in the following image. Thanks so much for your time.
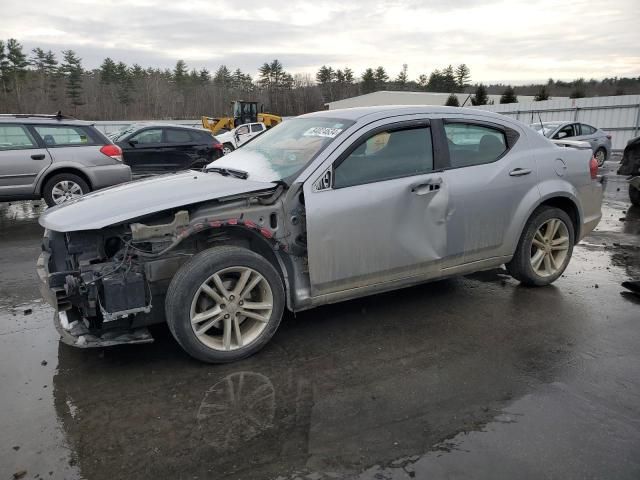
[303,127,343,138]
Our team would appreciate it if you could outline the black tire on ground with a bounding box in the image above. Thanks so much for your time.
[630,184,640,207]
[42,173,90,207]
[165,246,285,363]
[506,206,575,287]
[222,143,235,155]
[595,147,607,167]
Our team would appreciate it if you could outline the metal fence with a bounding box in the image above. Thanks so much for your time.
[474,94,640,151]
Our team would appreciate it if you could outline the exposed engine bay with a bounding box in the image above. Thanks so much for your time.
[39,184,311,347]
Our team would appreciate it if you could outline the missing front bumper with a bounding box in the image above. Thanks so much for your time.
[54,310,154,348]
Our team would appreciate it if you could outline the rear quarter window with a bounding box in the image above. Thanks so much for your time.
[34,125,102,147]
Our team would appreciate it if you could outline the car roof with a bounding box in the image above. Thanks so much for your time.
[128,122,203,130]
[0,114,94,126]
[299,105,519,123]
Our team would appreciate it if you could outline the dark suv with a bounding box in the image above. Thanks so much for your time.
[108,123,223,175]
[0,114,131,206]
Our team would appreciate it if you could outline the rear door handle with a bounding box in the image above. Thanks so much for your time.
[411,177,443,195]
[31,154,46,160]
[509,168,531,177]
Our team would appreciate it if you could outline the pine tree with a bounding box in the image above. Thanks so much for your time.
[361,68,376,94]
[214,65,232,87]
[0,41,8,95]
[199,68,210,83]
[343,68,355,84]
[374,66,388,90]
[115,61,134,108]
[499,86,518,104]
[6,39,28,108]
[61,50,84,110]
[534,86,550,101]
[455,64,471,91]
[43,50,59,102]
[173,60,188,85]
[316,65,335,85]
[99,57,117,84]
[445,93,460,106]
[395,64,409,88]
[442,65,456,92]
[471,84,488,105]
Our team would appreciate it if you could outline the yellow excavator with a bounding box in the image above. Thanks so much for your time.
[201,100,282,135]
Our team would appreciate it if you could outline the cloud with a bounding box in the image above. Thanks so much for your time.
[1,0,638,83]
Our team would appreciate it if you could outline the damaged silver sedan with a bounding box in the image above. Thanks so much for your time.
[37,106,605,363]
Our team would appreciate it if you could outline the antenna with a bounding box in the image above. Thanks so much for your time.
[537,111,544,133]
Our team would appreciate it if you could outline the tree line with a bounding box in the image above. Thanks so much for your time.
[1,38,639,120]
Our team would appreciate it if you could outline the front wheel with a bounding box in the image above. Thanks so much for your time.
[630,184,640,207]
[165,246,285,363]
[506,207,575,286]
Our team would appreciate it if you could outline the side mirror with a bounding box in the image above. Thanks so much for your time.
[129,139,139,147]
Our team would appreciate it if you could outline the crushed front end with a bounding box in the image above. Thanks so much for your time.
[37,216,189,347]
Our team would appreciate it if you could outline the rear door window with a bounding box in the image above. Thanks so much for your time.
[0,124,38,151]
[444,122,507,168]
[33,125,100,147]
[166,129,193,143]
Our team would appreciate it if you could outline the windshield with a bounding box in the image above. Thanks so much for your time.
[211,117,354,182]
[108,124,142,141]
[530,122,562,137]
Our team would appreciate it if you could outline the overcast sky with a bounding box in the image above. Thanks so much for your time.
[1,0,638,84]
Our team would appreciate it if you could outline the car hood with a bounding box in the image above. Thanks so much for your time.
[216,131,233,143]
[39,170,277,232]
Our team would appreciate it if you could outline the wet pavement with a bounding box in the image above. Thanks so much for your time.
[1,161,639,480]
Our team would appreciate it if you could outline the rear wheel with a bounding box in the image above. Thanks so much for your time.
[165,246,285,363]
[43,173,90,207]
[629,184,640,207]
[506,207,574,286]
[594,147,606,167]
[222,143,235,155]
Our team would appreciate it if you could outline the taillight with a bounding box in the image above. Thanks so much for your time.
[100,144,123,162]
[589,156,598,179]
[213,142,223,151]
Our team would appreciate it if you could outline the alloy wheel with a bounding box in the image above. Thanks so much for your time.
[190,267,273,351]
[51,180,84,204]
[530,218,570,277]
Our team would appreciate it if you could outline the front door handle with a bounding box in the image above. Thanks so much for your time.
[411,177,443,195]
[31,154,46,160]
[509,168,531,177]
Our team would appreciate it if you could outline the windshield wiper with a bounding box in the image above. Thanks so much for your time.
[205,166,249,179]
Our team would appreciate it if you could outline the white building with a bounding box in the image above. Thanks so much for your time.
[324,90,543,110]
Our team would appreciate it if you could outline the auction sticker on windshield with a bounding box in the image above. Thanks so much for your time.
[303,127,343,138]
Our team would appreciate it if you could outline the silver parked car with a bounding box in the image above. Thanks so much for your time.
[38,106,604,363]
[530,121,612,166]
[0,114,131,206]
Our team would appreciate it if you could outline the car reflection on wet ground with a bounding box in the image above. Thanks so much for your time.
[1,160,639,480]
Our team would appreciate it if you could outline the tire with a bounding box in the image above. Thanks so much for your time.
[165,246,285,363]
[222,143,235,155]
[594,147,606,167]
[506,206,575,286]
[43,173,90,207]
[630,184,640,207]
